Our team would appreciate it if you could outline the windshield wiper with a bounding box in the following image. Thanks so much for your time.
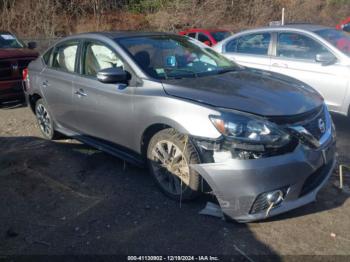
[216,67,238,74]
[163,68,198,79]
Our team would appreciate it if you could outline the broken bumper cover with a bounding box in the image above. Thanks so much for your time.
[191,139,336,222]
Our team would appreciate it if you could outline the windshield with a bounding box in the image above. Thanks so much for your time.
[315,29,350,57]
[211,31,231,42]
[0,33,24,48]
[116,35,238,79]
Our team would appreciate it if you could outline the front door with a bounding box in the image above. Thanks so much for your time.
[72,40,135,147]
[270,32,349,112]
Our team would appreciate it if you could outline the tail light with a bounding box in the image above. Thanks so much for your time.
[22,68,28,81]
[22,68,29,91]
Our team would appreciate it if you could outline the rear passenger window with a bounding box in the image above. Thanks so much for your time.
[42,48,53,65]
[225,39,238,52]
[233,33,271,55]
[52,41,79,73]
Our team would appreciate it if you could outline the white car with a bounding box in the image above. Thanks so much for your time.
[213,24,350,117]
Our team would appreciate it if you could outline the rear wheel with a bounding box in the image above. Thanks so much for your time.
[147,128,201,201]
[35,99,59,140]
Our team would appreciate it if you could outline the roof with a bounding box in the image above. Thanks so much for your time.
[180,28,230,33]
[76,31,176,39]
[254,24,332,32]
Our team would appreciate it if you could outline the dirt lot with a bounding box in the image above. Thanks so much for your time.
[1,101,350,259]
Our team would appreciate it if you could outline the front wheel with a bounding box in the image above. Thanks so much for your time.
[147,128,202,201]
[35,99,59,140]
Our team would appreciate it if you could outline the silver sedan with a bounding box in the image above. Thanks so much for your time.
[24,32,336,222]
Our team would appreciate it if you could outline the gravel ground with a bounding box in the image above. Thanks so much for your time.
[0,101,350,259]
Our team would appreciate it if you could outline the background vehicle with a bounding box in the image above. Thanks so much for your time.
[0,31,38,104]
[179,28,231,46]
[25,32,335,222]
[213,24,350,117]
[336,17,350,33]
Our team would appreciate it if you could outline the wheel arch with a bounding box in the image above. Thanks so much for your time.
[139,115,194,157]
[140,123,172,158]
[141,123,214,196]
[28,93,42,113]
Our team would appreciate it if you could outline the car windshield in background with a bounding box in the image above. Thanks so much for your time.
[0,33,24,48]
[211,31,231,42]
[315,29,350,56]
[117,35,238,79]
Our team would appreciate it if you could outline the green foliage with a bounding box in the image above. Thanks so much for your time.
[327,0,350,5]
[126,0,172,13]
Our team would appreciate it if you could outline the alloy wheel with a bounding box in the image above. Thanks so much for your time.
[150,140,190,195]
[36,104,52,137]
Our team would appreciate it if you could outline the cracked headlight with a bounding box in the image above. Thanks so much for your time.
[194,112,294,162]
[209,113,290,150]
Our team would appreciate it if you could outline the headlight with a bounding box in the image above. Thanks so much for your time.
[193,112,295,162]
[209,113,291,150]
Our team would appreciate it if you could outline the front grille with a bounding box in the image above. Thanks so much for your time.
[0,61,12,79]
[270,105,328,148]
[299,160,333,197]
[0,58,32,80]
[302,107,327,141]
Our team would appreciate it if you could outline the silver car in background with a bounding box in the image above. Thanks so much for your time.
[213,24,350,117]
[24,32,336,222]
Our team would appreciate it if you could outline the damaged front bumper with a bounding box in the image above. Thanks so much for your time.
[191,139,336,222]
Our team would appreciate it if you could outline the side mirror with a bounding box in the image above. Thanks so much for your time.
[315,52,336,65]
[97,67,130,84]
[203,40,212,46]
[27,41,37,49]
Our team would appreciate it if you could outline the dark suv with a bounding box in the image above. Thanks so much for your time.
[0,31,38,104]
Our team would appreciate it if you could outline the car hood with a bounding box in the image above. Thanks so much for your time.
[0,48,38,59]
[161,68,323,117]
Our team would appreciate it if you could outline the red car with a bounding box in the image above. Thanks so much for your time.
[0,31,38,104]
[336,17,350,33]
[179,29,231,46]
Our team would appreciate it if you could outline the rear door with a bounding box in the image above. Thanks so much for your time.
[222,32,272,70]
[39,40,79,130]
[72,39,135,147]
[269,31,348,112]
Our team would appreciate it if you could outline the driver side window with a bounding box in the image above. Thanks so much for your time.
[82,41,124,77]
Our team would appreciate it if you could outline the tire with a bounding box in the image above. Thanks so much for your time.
[147,128,201,201]
[35,99,59,140]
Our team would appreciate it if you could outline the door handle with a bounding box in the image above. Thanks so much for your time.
[42,80,49,87]
[74,89,87,97]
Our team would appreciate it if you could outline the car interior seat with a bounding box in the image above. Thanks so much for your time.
[134,51,158,78]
